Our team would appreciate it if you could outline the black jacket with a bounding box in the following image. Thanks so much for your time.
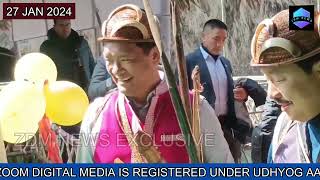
[0,47,15,82]
[234,78,267,107]
[251,98,281,163]
[40,28,95,91]
[40,29,96,136]
[234,78,267,142]
[88,57,115,101]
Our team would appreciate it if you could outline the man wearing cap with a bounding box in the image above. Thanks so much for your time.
[251,9,320,163]
[76,4,233,163]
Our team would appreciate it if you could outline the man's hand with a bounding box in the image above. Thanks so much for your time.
[191,65,200,80]
[233,87,248,102]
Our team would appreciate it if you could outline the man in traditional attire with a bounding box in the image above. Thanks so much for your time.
[76,4,233,163]
[250,9,320,163]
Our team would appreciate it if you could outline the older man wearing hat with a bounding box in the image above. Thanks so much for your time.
[251,9,320,163]
[76,4,233,163]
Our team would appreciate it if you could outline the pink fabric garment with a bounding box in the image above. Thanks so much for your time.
[93,90,190,163]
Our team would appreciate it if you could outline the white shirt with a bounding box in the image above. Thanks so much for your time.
[200,46,228,116]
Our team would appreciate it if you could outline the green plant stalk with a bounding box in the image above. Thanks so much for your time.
[143,0,199,163]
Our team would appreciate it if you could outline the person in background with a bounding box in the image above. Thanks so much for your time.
[40,19,95,92]
[234,78,267,144]
[251,96,281,162]
[0,47,15,82]
[88,56,116,101]
[186,19,248,163]
[40,19,96,162]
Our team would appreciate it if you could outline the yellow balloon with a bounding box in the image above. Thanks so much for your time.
[44,81,89,126]
[0,121,7,162]
[14,52,57,86]
[0,81,46,144]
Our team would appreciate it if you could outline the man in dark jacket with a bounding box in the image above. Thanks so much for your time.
[251,97,281,163]
[0,47,15,82]
[40,19,95,91]
[186,19,248,163]
[234,78,267,107]
[87,57,116,101]
[234,78,267,143]
[40,20,96,162]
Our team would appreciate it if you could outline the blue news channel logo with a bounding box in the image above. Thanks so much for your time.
[289,5,314,30]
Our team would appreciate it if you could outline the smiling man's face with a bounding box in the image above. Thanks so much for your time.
[262,63,320,122]
[103,42,160,104]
